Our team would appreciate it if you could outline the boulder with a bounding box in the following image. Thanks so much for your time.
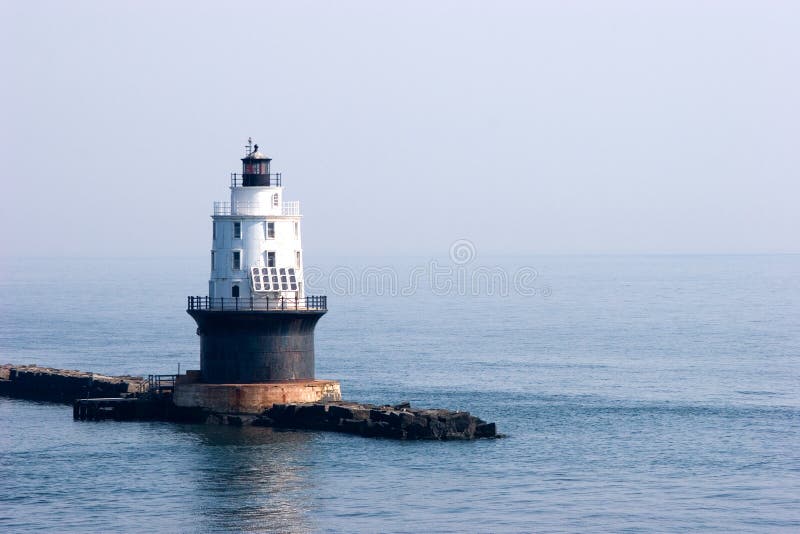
[252,400,497,440]
[340,418,367,435]
[398,411,414,428]
[252,416,274,427]
[475,422,496,438]
[294,403,327,422]
[363,420,399,438]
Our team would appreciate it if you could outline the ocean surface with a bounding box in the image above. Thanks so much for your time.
[0,255,798,533]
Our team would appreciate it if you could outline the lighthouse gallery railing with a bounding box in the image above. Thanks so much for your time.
[187,295,327,312]
[213,201,300,216]
[230,172,282,187]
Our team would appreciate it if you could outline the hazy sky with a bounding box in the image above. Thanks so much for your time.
[1,1,797,259]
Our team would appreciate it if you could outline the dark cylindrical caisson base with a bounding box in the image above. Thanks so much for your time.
[188,309,326,383]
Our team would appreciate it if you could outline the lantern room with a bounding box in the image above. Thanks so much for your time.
[241,140,279,187]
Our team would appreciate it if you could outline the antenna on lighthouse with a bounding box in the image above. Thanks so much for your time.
[245,137,253,156]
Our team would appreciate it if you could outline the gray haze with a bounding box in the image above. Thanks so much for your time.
[1,1,798,259]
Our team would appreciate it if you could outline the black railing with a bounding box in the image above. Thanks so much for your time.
[230,172,282,187]
[147,374,176,396]
[187,295,327,312]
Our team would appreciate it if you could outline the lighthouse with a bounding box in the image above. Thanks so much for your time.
[175,139,341,415]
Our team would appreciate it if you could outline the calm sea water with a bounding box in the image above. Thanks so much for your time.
[0,255,798,532]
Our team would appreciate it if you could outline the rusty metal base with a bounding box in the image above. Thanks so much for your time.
[173,374,341,415]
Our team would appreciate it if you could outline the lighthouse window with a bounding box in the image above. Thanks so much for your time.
[294,222,299,238]
[211,251,215,270]
[232,285,240,298]
[267,251,276,267]
[295,251,301,268]
[212,222,216,240]
[266,222,275,239]
[272,193,279,207]
[232,250,241,270]
[233,222,241,239]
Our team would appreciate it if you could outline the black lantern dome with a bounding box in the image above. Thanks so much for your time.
[241,142,276,187]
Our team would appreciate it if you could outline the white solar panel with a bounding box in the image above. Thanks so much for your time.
[251,267,298,292]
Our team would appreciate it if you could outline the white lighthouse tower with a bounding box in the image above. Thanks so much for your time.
[209,138,305,304]
[176,139,340,415]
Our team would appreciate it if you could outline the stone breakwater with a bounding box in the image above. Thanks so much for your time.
[0,364,146,403]
[1,364,500,440]
[253,401,498,440]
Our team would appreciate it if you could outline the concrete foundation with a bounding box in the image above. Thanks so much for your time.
[173,375,341,415]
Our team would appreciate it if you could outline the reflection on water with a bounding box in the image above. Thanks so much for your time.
[176,424,316,533]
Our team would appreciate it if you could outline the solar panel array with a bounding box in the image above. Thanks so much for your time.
[251,267,299,292]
